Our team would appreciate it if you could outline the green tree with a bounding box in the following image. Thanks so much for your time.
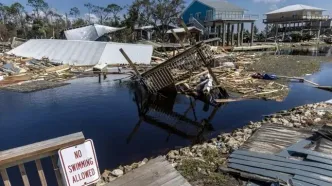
[149,0,185,41]
[27,0,48,18]
[69,7,80,18]
[107,4,122,26]
[84,3,93,23]
[253,25,258,35]
[72,18,86,27]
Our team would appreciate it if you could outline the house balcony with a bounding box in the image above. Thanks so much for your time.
[263,15,330,24]
[205,13,259,22]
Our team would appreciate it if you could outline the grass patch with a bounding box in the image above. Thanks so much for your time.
[177,148,227,185]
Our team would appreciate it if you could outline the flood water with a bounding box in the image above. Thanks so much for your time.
[0,63,332,185]
[277,46,332,56]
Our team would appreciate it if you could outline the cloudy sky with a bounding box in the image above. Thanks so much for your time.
[2,0,332,30]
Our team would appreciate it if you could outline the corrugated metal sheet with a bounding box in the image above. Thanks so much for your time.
[7,39,153,66]
[64,24,125,41]
[99,42,153,64]
[166,26,203,33]
[65,25,99,41]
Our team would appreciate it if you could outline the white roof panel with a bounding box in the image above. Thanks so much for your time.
[167,26,203,33]
[266,4,326,15]
[7,39,153,66]
[64,25,99,41]
[99,43,153,64]
[64,24,124,41]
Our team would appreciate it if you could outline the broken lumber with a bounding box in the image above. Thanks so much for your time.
[175,70,209,86]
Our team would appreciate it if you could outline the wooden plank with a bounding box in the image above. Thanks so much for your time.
[51,155,63,186]
[106,157,169,186]
[228,163,291,183]
[230,154,332,177]
[105,156,191,186]
[0,132,84,168]
[289,149,332,161]
[233,150,332,171]
[119,163,175,186]
[35,159,47,186]
[18,164,30,186]
[229,159,332,183]
[146,172,179,186]
[307,155,332,165]
[0,169,11,186]
[294,175,331,186]
[119,48,141,78]
[292,179,318,186]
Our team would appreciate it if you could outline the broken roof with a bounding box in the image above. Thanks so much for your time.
[7,39,153,66]
[64,24,125,41]
[166,26,203,34]
[266,4,326,15]
[135,24,178,30]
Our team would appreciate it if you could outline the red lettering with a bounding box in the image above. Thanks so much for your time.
[72,175,77,183]
[74,150,82,159]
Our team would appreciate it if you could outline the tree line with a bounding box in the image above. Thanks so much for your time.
[0,0,185,42]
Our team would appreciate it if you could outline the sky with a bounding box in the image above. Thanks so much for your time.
[2,0,332,30]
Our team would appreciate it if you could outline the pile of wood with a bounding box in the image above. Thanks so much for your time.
[215,68,288,101]
[176,67,289,102]
[0,54,75,87]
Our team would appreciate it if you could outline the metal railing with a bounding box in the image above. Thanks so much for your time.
[206,13,259,21]
[263,15,330,23]
[0,132,85,186]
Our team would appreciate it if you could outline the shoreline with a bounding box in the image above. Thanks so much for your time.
[99,100,332,185]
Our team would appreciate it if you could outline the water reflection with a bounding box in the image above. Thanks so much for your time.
[277,46,332,57]
[127,82,227,145]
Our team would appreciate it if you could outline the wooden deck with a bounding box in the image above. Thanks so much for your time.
[105,156,191,186]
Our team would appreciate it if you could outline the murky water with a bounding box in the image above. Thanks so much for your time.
[0,64,332,186]
[277,46,332,56]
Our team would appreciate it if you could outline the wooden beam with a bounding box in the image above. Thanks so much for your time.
[0,132,85,169]
[171,29,185,49]
[51,155,63,186]
[0,169,11,186]
[175,70,209,86]
[35,159,47,186]
[119,48,142,78]
[18,164,30,186]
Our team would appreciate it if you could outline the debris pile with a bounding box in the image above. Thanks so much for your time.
[177,67,289,101]
[0,54,76,91]
[100,101,332,185]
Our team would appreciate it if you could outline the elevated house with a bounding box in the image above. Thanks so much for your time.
[264,4,330,40]
[181,0,259,46]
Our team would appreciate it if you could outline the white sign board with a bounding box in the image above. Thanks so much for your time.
[59,139,101,186]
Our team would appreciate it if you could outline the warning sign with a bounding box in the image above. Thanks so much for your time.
[59,139,101,186]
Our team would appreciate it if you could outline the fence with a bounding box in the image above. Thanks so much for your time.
[0,132,85,186]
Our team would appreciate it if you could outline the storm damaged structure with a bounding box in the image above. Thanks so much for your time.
[139,42,228,99]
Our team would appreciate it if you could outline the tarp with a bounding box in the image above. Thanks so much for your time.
[7,39,153,66]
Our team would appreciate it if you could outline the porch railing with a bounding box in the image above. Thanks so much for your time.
[0,132,85,186]
[263,15,330,23]
[206,13,259,21]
